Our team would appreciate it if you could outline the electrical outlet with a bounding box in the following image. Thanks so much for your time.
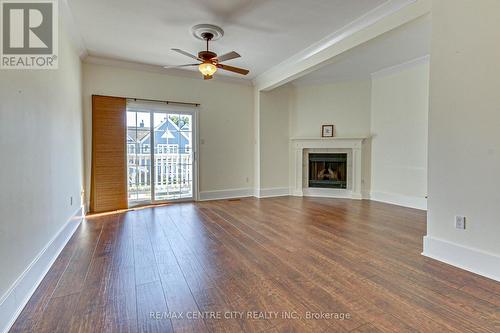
[455,216,466,230]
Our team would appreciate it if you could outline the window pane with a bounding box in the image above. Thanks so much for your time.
[153,112,193,201]
[127,111,152,204]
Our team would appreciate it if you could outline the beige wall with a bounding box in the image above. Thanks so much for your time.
[427,0,500,255]
[0,28,83,299]
[290,80,372,192]
[258,68,429,201]
[290,80,372,138]
[82,63,254,204]
[370,61,429,208]
[259,85,292,190]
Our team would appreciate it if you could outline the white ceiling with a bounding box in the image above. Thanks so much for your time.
[292,14,431,85]
[67,0,389,79]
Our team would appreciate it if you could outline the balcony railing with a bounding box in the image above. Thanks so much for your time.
[128,152,193,200]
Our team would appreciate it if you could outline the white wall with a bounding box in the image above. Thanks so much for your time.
[259,85,292,193]
[0,29,83,300]
[370,60,429,209]
[82,63,255,204]
[290,80,372,192]
[424,0,500,279]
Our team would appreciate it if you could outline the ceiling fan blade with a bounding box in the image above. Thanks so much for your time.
[215,51,241,62]
[163,63,199,69]
[171,48,202,61]
[217,64,249,75]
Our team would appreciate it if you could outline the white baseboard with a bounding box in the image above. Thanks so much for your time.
[199,187,291,201]
[0,207,84,333]
[255,187,290,198]
[198,188,254,201]
[422,236,500,282]
[362,190,371,200]
[370,191,427,210]
[302,188,355,199]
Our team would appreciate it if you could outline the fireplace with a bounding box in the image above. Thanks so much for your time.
[291,138,364,198]
[308,153,347,189]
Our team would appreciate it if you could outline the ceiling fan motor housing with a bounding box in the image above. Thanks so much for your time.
[199,50,217,61]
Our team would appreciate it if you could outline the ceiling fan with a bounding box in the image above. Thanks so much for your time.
[165,25,249,80]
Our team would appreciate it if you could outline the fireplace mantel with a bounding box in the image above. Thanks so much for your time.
[290,137,366,143]
[290,137,366,199]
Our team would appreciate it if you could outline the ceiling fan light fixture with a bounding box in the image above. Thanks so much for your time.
[169,25,248,80]
[199,62,217,77]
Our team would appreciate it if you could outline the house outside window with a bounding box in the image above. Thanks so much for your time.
[157,144,178,154]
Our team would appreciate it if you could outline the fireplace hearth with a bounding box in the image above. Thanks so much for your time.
[308,153,347,189]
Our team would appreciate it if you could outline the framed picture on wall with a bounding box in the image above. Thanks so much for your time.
[321,125,334,137]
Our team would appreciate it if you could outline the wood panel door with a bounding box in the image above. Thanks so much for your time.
[90,95,127,213]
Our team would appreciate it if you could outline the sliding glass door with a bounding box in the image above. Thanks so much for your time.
[126,101,196,206]
[152,112,193,201]
[127,111,152,203]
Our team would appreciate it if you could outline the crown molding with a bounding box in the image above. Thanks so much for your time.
[253,0,431,91]
[371,54,430,78]
[290,76,372,87]
[58,0,250,86]
[60,0,88,58]
[83,55,253,86]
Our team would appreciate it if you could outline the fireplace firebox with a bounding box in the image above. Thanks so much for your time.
[308,153,347,189]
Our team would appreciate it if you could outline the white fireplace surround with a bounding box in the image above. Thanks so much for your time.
[290,137,365,199]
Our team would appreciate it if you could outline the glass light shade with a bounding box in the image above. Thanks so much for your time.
[198,62,217,76]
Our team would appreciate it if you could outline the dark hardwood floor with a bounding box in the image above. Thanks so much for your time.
[9,197,500,333]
